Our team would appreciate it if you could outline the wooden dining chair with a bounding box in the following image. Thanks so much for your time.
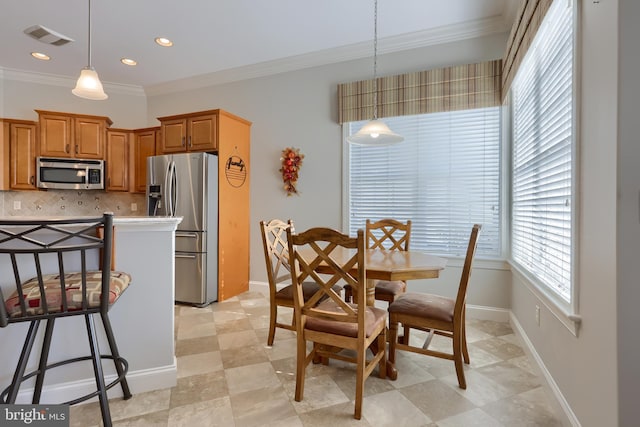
[388,224,481,389]
[344,218,412,306]
[259,219,342,346]
[286,226,387,420]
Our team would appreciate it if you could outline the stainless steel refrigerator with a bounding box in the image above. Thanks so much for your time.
[146,152,218,306]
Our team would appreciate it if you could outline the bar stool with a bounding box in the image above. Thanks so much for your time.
[0,213,132,427]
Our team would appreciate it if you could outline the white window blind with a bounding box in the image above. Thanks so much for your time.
[511,0,574,302]
[348,107,501,258]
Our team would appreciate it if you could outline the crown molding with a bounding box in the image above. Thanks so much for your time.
[1,15,508,99]
[0,67,145,97]
[145,15,508,96]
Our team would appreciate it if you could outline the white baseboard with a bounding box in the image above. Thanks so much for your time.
[509,313,580,427]
[14,360,177,405]
[466,304,510,322]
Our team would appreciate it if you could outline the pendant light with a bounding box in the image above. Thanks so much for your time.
[72,0,108,100]
[347,0,402,146]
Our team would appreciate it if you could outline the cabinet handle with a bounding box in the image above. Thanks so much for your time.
[188,136,192,147]
[66,144,70,153]
[182,136,186,147]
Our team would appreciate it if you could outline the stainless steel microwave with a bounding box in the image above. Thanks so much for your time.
[37,157,105,190]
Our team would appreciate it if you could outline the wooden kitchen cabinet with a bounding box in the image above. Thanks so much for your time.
[157,111,217,154]
[37,110,111,159]
[133,127,158,193]
[0,119,38,191]
[106,129,129,192]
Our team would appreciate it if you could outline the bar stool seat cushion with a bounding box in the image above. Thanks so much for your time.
[4,271,131,319]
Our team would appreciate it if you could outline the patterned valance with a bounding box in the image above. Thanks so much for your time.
[337,60,502,124]
[502,0,553,98]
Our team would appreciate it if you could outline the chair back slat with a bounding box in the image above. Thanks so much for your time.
[288,227,365,327]
[454,224,482,319]
[366,218,411,251]
[260,219,294,296]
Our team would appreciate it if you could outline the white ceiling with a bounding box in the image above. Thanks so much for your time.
[0,0,519,93]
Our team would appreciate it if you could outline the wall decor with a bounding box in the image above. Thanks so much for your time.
[279,147,304,196]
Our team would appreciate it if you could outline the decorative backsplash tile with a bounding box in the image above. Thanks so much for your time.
[0,190,146,217]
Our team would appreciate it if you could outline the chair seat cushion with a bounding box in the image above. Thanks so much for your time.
[305,299,387,338]
[373,280,406,297]
[388,292,455,324]
[4,271,131,318]
[276,282,342,302]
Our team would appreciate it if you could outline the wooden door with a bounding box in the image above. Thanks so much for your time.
[106,130,129,191]
[159,119,187,154]
[134,129,157,192]
[75,117,105,159]
[10,122,37,190]
[39,113,72,157]
[188,114,217,152]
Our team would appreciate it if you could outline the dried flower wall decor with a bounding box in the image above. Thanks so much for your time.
[279,147,304,196]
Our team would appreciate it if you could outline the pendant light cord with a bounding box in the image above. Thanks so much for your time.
[373,0,378,120]
[87,0,92,68]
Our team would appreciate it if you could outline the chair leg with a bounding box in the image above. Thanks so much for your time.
[294,335,307,402]
[354,343,365,420]
[267,301,277,346]
[461,310,470,364]
[453,329,467,390]
[402,324,411,345]
[6,320,40,403]
[344,286,352,303]
[100,312,132,400]
[85,314,112,427]
[33,319,56,403]
[388,318,398,365]
[378,328,387,379]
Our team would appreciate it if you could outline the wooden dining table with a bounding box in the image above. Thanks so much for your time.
[297,246,447,379]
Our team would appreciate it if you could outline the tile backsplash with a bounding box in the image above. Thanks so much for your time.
[0,190,146,217]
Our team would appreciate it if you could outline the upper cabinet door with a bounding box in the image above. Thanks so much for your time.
[159,119,187,154]
[188,114,217,152]
[134,129,157,193]
[106,130,129,191]
[75,117,106,159]
[39,113,72,157]
[10,122,38,190]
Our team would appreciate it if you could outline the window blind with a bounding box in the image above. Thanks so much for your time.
[511,0,574,302]
[348,107,501,258]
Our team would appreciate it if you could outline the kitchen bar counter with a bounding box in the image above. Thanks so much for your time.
[0,215,182,403]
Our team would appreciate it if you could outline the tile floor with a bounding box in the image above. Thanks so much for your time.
[70,290,563,426]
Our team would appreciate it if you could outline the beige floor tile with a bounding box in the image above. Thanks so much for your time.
[170,370,228,408]
[265,337,298,361]
[282,374,350,414]
[440,371,513,406]
[175,335,219,357]
[482,387,563,426]
[399,379,476,421]
[298,401,374,426]
[217,329,259,350]
[176,321,216,340]
[176,351,223,378]
[225,361,281,395]
[471,337,526,361]
[214,317,254,335]
[437,408,504,427]
[361,389,433,427]
[474,361,541,395]
[113,409,169,426]
[108,388,171,422]
[168,396,234,427]
[230,384,297,427]
[220,342,270,369]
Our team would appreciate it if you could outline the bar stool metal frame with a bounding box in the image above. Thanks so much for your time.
[0,213,132,427]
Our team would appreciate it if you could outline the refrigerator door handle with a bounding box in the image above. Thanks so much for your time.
[164,160,171,215]
[170,161,178,216]
[175,253,197,259]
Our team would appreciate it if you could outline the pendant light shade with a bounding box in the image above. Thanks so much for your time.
[73,0,107,100]
[346,0,402,146]
[73,67,107,100]
[347,119,403,146]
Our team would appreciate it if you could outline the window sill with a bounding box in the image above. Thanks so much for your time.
[509,260,582,337]
[439,256,510,271]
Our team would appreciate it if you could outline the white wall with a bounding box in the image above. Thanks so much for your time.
[510,1,620,425]
[147,33,511,310]
[617,0,640,425]
[0,77,147,128]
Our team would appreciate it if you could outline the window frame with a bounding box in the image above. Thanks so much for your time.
[507,0,581,335]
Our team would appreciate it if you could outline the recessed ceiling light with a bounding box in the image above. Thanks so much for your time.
[31,52,50,61]
[120,58,137,66]
[155,37,173,47]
